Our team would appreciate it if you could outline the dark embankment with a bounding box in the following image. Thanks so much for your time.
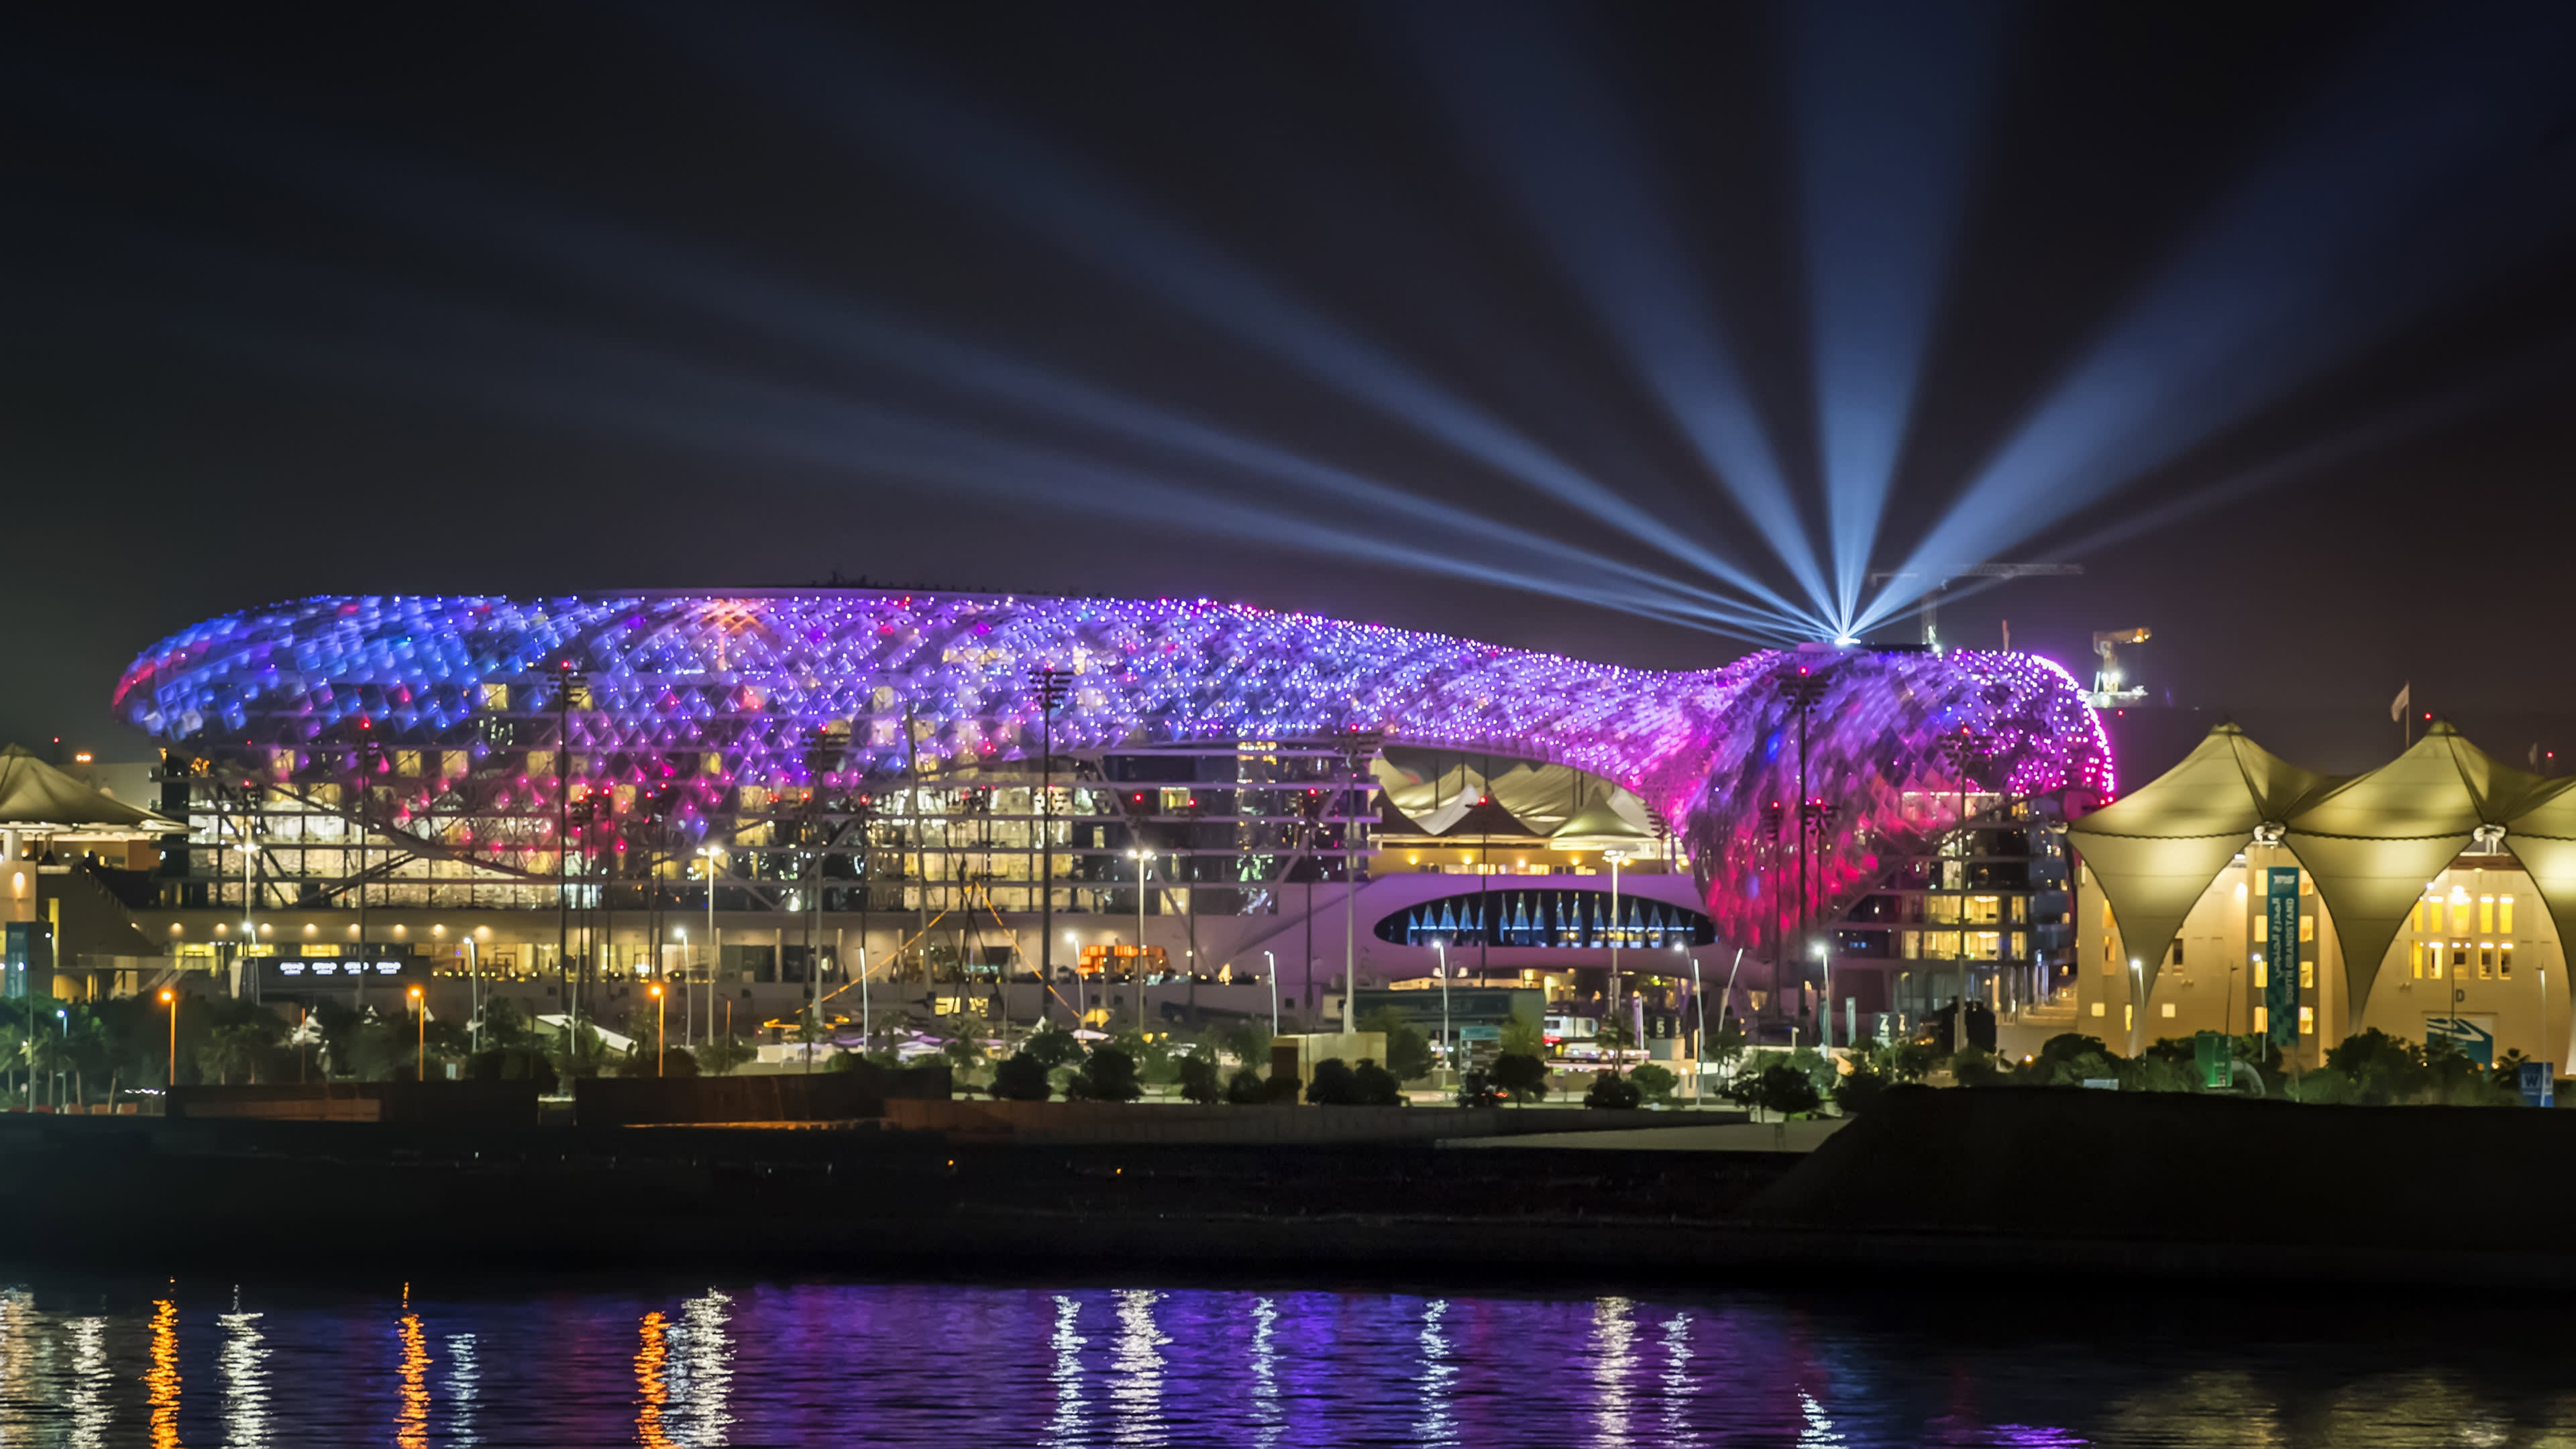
[0,1112,1797,1281]
[1739,1085,2576,1285]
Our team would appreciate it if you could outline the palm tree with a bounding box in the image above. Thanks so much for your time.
[199,1024,270,1085]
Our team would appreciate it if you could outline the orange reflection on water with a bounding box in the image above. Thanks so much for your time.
[147,1297,181,1449]
[397,1311,431,1449]
[636,1310,676,1449]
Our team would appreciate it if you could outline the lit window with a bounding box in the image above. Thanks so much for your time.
[2124,1004,2134,1031]
[2430,950,2445,980]
[2160,1002,2176,1018]
[2253,1006,2269,1036]
[2412,942,2424,978]
[2254,916,2267,944]
[2300,873,2313,897]
[2453,944,2470,975]
[2480,897,2495,932]
[2090,1001,2105,1018]
[2299,1006,2315,1035]
[2300,962,2314,989]
[2451,892,2473,935]
[2253,961,2267,989]
[2299,917,2314,943]
[2479,944,2495,979]
[2501,943,2515,979]
[2502,897,2516,933]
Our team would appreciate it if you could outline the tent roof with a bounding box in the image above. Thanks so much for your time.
[0,745,178,831]
[2070,721,2576,1019]
[2065,724,2343,996]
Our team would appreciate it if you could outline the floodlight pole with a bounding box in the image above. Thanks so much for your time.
[555,661,585,1088]
[1264,949,1278,1036]
[1603,848,1629,1071]
[1033,668,1073,1005]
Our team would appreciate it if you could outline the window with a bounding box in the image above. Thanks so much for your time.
[2501,943,2515,979]
[2160,1002,2176,1018]
[2502,897,2517,933]
[2300,873,2314,897]
[2452,944,2469,976]
[2479,944,2494,979]
[2090,1001,2105,1018]
[2124,1004,2134,1031]
[2254,916,2267,944]
[2253,960,2267,989]
[2412,941,2424,979]
[2299,916,2314,943]
[2451,892,2473,935]
[2300,961,2314,989]
[2169,941,2185,966]
[2299,1006,2315,1035]
[2480,896,2495,933]
[2253,1006,2269,1036]
[2430,949,2446,981]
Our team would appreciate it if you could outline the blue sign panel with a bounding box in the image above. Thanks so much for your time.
[2522,1060,2556,1108]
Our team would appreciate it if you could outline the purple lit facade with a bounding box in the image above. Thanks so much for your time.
[114,592,2110,937]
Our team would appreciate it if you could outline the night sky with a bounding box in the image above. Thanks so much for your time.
[9,3,2576,774]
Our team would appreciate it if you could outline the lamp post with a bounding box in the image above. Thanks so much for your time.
[1814,939,1831,1051]
[698,846,722,1052]
[1602,849,1630,1069]
[651,983,665,1077]
[1434,938,1452,1090]
[160,989,176,1090]
[1067,931,1083,1028]
[1682,945,1705,1104]
[2130,957,2145,1058]
[54,1008,66,1112]
[1129,848,1150,1037]
[409,985,425,1081]
[1263,949,1279,1036]
[671,928,686,1050]
[1033,667,1074,994]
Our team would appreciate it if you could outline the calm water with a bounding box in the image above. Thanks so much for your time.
[0,1271,2557,1447]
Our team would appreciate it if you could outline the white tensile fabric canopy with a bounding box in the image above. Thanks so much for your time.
[2070,722,2576,1018]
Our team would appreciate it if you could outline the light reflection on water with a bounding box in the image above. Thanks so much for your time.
[0,1276,2565,1446]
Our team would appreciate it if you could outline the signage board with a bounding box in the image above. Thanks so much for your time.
[2520,1060,2557,1108]
[2424,1014,2498,1067]
[2194,1030,2232,1089]
[2265,867,2301,1050]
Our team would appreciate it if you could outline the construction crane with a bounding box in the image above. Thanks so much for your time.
[2089,627,2151,708]
[1866,564,2083,652]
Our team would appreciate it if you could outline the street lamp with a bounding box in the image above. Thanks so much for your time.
[1601,849,1631,1069]
[698,845,723,1050]
[1129,847,1150,1037]
[409,985,425,1081]
[651,983,666,1077]
[54,1008,66,1112]
[2130,957,2145,1057]
[1434,938,1452,1091]
[1263,949,1279,1036]
[1680,944,1706,1105]
[160,989,176,1091]
[1813,939,1831,1051]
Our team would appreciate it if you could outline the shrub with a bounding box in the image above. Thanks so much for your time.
[991,1053,1053,1101]
[464,1045,559,1093]
[1584,1073,1643,1110]
[1176,1054,1222,1104]
[1351,1059,1404,1106]
[1628,1062,1678,1104]
[1066,1045,1142,1102]
[1358,1007,1436,1083]
[1306,1058,1358,1106]
[691,1036,755,1077]
[1727,1061,1821,1119]
[1949,1047,2004,1087]
[1224,1066,1273,1104]
[1021,1026,1084,1071]
[1489,1052,1550,1104]
[2118,1055,2194,1093]
[1833,1067,1890,1116]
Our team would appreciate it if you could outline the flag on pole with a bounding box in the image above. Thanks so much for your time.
[2391,682,2410,723]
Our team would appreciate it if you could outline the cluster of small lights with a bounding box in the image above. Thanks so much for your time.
[115,592,2110,929]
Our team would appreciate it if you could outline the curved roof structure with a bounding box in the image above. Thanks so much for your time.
[2071,721,2576,1012]
[113,592,2114,938]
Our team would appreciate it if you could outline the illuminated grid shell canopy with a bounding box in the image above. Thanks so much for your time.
[114,592,2112,936]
